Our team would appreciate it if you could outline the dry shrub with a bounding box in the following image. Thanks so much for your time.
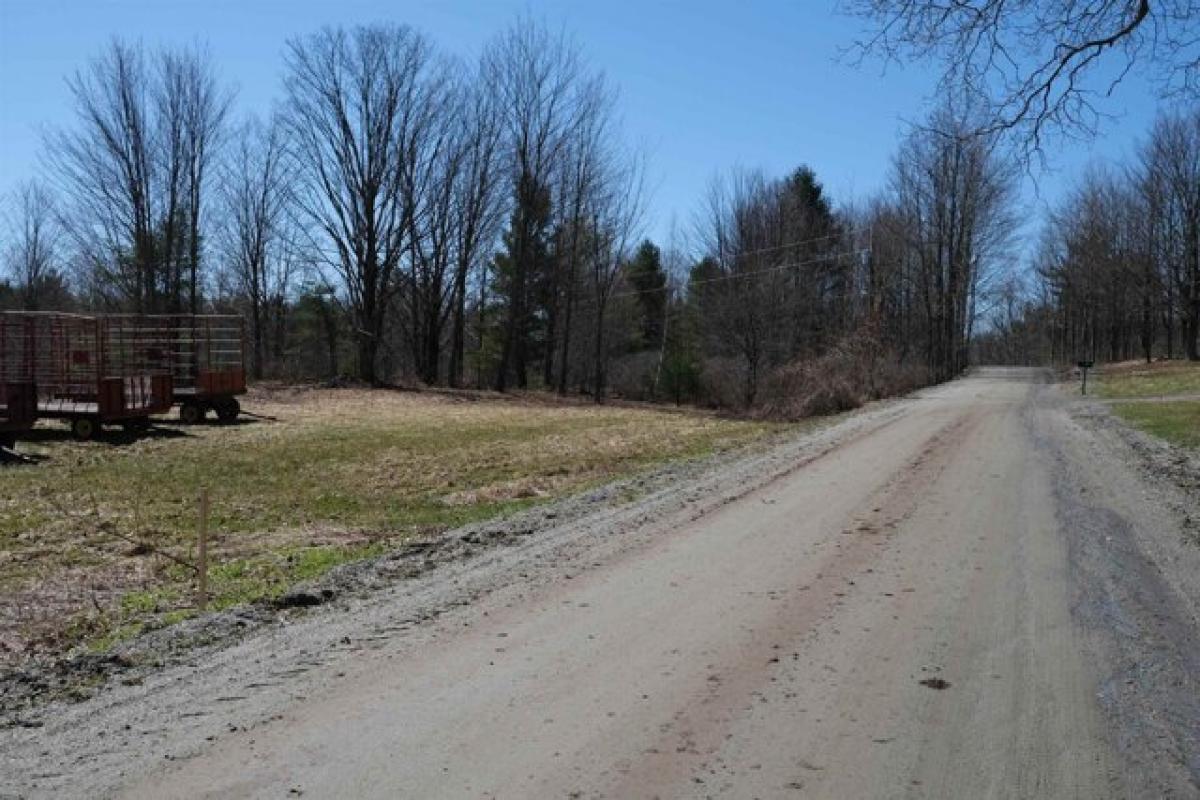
[607,351,661,400]
[755,327,931,421]
[869,358,932,399]
[699,356,749,408]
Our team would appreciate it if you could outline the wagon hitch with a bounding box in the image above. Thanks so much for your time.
[0,443,34,465]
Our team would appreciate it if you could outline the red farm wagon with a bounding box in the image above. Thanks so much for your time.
[0,314,38,450]
[10,312,174,440]
[112,314,247,423]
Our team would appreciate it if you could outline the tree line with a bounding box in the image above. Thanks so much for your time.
[976,108,1200,366]
[1,18,1023,413]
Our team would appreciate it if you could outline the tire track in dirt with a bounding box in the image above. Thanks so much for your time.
[608,408,984,796]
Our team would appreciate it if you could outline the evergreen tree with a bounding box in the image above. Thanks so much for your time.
[492,173,553,389]
[624,240,667,349]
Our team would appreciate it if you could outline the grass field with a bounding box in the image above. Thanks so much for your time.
[0,387,778,660]
[1097,360,1200,450]
[1111,401,1200,449]
[1097,360,1200,399]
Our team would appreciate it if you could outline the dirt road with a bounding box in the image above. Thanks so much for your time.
[6,369,1199,798]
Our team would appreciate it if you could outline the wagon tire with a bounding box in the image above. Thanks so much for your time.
[215,398,240,424]
[180,402,204,425]
[71,418,97,441]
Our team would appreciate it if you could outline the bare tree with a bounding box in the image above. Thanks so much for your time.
[1141,108,1200,359]
[166,47,231,313]
[219,115,295,378]
[889,105,1018,379]
[48,40,156,308]
[447,72,506,388]
[695,170,785,405]
[1021,108,1199,365]
[2,181,64,310]
[283,25,446,384]
[47,40,229,312]
[1039,167,1136,361]
[844,0,1200,157]
[693,167,851,405]
[484,18,587,391]
[550,75,615,394]
[584,149,647,402]
[398,61,500,386]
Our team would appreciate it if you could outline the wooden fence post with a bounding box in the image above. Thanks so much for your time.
[198,488,210,612]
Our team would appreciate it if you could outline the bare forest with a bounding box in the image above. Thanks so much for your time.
[977,108,1200,366]
[3,14,1195,419]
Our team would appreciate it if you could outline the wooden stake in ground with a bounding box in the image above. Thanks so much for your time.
[198,488,210,612]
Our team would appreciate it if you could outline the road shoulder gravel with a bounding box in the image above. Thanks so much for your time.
[1040,384,1200,796]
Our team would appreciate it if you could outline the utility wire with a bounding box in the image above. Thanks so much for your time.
[534,232,864,313]
[603,248,870,302]
[699,230,849,261]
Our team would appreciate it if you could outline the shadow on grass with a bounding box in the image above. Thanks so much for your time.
[3,414,265,466]
[0,449,48,466]
[153,415,262,431]
[21,422,192,447]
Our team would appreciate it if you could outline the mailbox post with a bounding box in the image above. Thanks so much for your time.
[1077,360,1094,395]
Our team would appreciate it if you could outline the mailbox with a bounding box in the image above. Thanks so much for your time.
[1076,360,1093,395]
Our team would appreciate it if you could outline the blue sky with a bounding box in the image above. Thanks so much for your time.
[0,0,1166,255]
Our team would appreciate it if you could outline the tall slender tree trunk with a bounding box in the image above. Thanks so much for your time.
[557,226,581,396]
[358,335,377,385]
[422,307,441,385]
[252,302,265,380]
[557,289,574,396]
[495,217,529,392]
[189,185,202,315]
[1141,288,1154,363]
[593,302,606,403]
[448,264,468,388]
[542,283,557,388]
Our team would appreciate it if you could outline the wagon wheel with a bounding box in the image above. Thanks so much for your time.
[71,417,97,441]
[180,402,205,425]
[215,398,240,424]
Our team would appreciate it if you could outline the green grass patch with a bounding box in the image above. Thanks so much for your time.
[1112,400,1200,449]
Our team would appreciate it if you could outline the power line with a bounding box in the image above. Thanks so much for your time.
[693,230,850,262]
[542,232,861,313]
[605,248,870,302]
